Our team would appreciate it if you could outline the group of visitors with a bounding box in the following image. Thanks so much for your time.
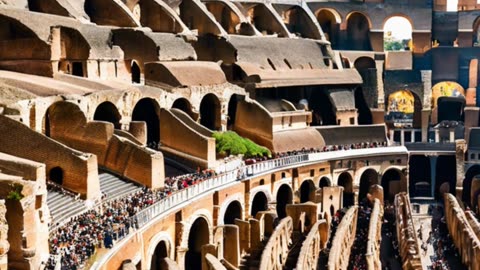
[429,205,463,270]
[382,201,402,270]
[347,199,373,270]
[46,168,217,269]
[271,141,388,159]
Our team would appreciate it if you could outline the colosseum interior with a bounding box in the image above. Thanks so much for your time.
[0,0,480,269]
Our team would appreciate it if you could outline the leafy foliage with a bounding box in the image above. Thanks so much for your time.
[7,183,23,201]
[213,131,271,158]
[384,40,404,51]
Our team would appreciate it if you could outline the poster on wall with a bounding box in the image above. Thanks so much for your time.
[385,90,414,126]
[431,81,464,108]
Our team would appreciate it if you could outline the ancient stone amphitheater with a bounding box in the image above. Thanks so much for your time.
[0,0,480,270]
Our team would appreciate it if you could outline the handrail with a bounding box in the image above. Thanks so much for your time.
[91,146,408,269]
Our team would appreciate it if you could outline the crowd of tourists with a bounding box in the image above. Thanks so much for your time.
[429,205,463,270]
[382,201,402,270]
[45,141,389,268]
[46,169,217,269]
[347,199,373,270]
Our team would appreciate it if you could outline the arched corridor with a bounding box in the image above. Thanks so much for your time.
[316,9,340,48]
[172,98,196,120]
[131,61,141,84]
[409,155,431,197]
[319,177,331,188]
[227,94,241,129]
[276,184,293,219]
[93,101,121,129]
[300,180,316,203]
[132,98,161,146]
[200,94,221,131]
[49,167,64,185]
[223,200,242,225]
[150,240,168,270]
[346,12,371,51]
[338,172,353,207]
[185,217,210,270]
[251,192,268,217]
[381,169,403,202]
[359,169,378,202]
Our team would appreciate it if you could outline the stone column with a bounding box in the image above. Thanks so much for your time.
[421,70,432,142]
[375,60,385,109]
[400,129,405,145]
[455,140,466,202]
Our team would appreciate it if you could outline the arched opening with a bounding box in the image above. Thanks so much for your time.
[316,9,340,48]
[200,94,221,131]
[49,167,64,185]
[383,16,413,51]
[131,61,141,84]
[282,6,318,39]
[132,98,161,146]
[386,90,422,130]
[93,101,121,129]
[300,180,316,203]
[436,156,456,200]
[150,240,168,270]
[185,217,210,270]
[227,94,242,130]
[463,165,480,206]
[251,192,268,217]
[308,87,336,125]
[223,200,242,224]
[172,98,196,120]
[346,12,371,51]
[355,87,373,125]
[409,155,431,197]
[42,107,52,137]
[204,2,241,34]
[247,4,287,37]
[139,0,184,33]
[359,169,378,202]
[381,169,403,202]
[338,172,353,207]
[276,184,293,219]
[319,177,331,188]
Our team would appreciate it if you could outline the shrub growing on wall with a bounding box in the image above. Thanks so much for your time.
[213,131,271,158]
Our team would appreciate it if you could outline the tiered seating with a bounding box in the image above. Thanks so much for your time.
[99,172,142,200]
[47,191,86,226]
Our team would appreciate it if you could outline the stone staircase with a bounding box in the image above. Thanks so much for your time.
[239,239,269,270]
[99,172,142,200]
[47,190,86,226]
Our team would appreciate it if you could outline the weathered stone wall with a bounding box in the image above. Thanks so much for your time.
[366,198,383,270]
[295,219,329,270]
[394,193,423,270]
[0,115,99,199]
[258,216,293,270]
[444,193,480,270]
[327,206,358,270]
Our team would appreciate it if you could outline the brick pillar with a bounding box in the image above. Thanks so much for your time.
[455,140,466,202]
[421,70,432,142]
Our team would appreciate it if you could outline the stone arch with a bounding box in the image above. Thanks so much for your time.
[247,3,288,37]
[354,57,375,70]
[145,232,175,270]
[138,0,186,33]
[281,6,321,39]
[319,176,331,188]
[299,179,316,203]
[463,165,480,206]
[276,184,293,219]
[337,171,353,207]
[200,93,221,130]
[93,101,121,129]
[42,101,87,137]
[358,168,378,202]
[185,216,211,270]
[132,97,161,146]
[204,1,241,34]
[131,60,141,84]
[223,200,243,225]
[218,193,245,225]
[346,11,372,50]
[249,187,273,217]
[227,94,242,129]
[315,8,341,48]
[172,97,197,120]
[381,168,406,202]
[250,191,269,217]
[383,15,413,51]
[386,89,423,128]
